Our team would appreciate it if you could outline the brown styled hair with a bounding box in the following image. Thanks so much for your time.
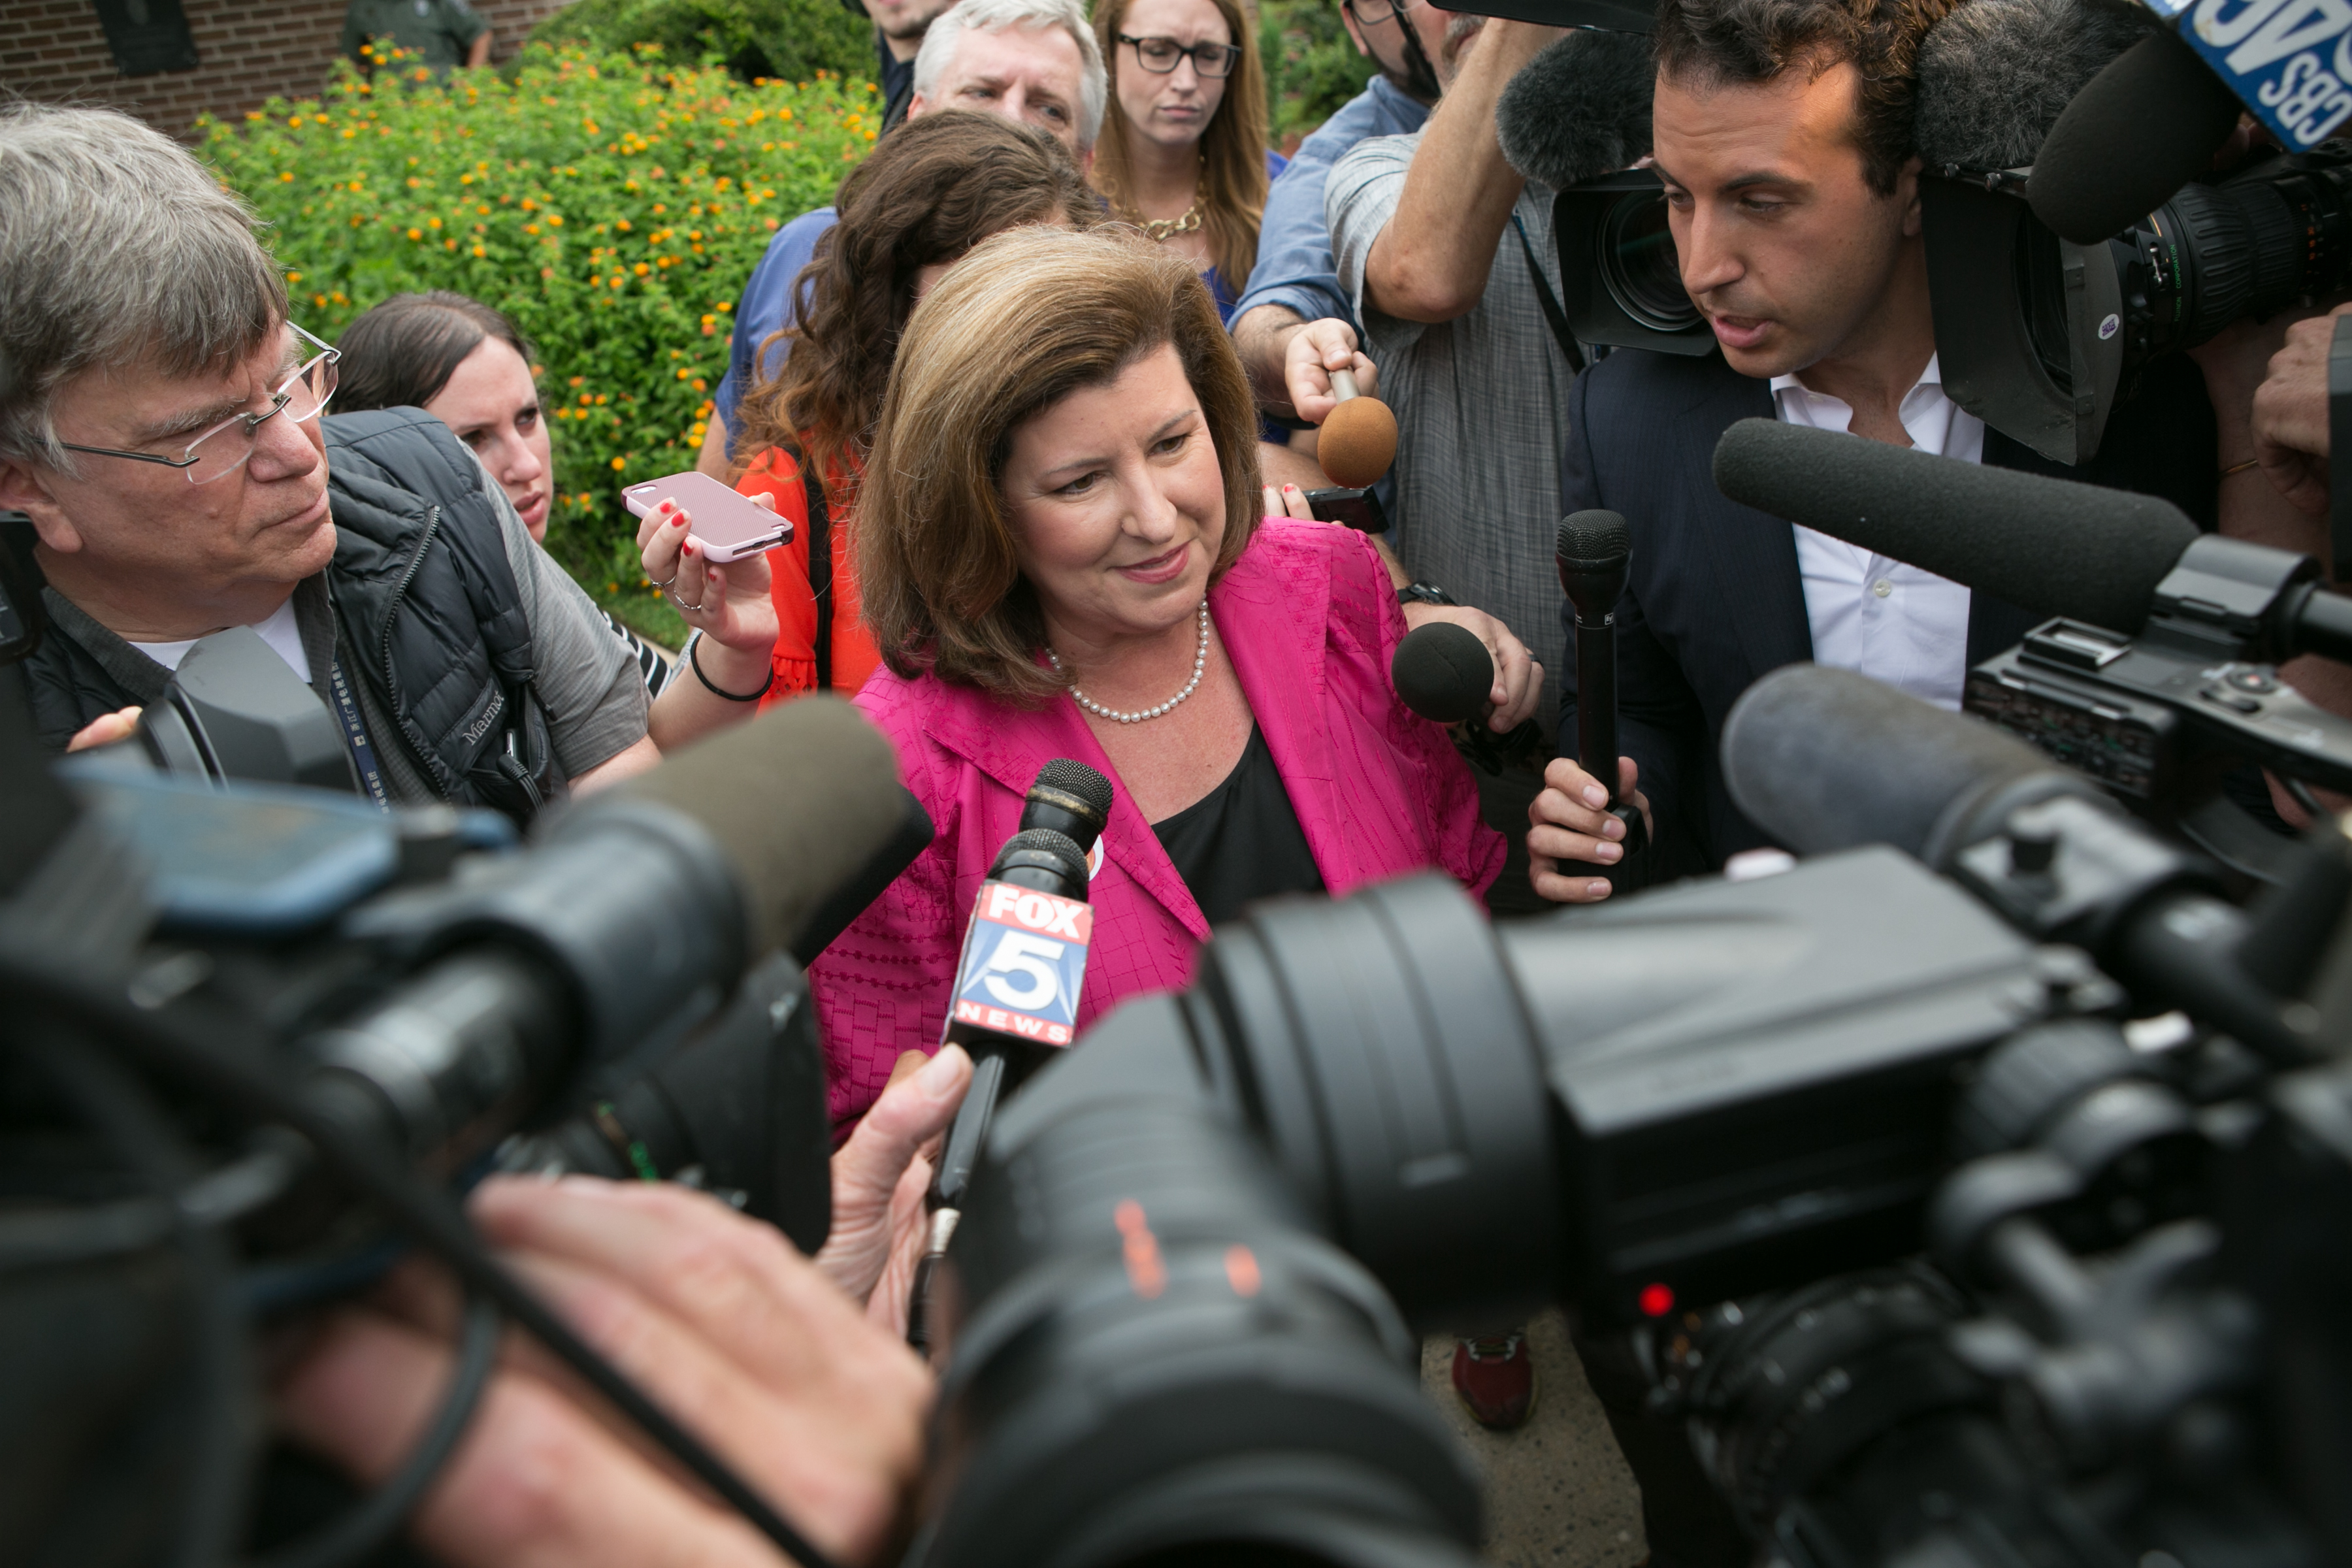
[334,291,533,416]
[857,225,1262,704]
[1090,0,1273,287]
[1652,0,1963,195]
[728,112,1102,491]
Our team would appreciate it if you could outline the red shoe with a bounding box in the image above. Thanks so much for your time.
[1451,1331,1536,1429]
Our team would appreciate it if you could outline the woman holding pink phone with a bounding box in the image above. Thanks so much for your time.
[335,292,780,749]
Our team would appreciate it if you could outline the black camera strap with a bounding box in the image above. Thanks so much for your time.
[787,444,835,693]
[1513,213,1585,378]
[2330,314,2352,584]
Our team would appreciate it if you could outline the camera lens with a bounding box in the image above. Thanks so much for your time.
[1599,191,1701,335]
[918,1089,1482,1568]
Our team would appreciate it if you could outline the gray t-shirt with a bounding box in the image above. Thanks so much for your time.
[1329,129,1577,728]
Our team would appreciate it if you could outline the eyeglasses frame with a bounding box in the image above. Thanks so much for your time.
[57,321,342,485]
[1115,32,1244,78]
[1341,0,1420,29]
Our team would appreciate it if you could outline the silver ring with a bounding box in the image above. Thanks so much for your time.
[670,591,704,613]
[653,572,679,590]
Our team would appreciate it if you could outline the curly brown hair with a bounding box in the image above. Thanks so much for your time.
[856,226,1262,704]
[1652,0,1967,195]
[1090,0,1272,287]
[727,111,1102,493]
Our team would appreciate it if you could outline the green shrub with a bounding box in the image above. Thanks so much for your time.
[1260,0,1378,146]
[532,0,875,88]
[199,44,879,644]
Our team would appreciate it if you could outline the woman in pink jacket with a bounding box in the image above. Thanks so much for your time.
[811,225,1539,1129]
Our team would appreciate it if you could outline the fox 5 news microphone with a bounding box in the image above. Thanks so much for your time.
[909,760,1113,1350]
[1556,512,1648,884]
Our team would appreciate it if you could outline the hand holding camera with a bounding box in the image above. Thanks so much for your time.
[276,1176,932,1568]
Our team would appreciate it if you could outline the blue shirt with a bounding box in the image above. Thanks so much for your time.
[1231,76,1429,333]
[713,206,839,440]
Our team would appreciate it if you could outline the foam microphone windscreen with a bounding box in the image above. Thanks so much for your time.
[1722,665,2061,861]
[1495,27,1655,192]
[1320,395,1397,489]
[1913,0,2157,172]
[1711,417,2198,633]
[608,695,923,960]
[2028,30,2245,243]
[1392,622,1494,726]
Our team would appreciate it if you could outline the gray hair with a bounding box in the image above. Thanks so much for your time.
[912,0,1107,152]
[0,103,286,470]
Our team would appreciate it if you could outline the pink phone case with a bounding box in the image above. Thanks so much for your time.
[621,472,794,563]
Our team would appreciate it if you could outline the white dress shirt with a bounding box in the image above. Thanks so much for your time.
[1769,355,1982,710]
[130,595,311,683]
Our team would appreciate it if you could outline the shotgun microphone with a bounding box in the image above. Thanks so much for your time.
[1556,512,1648,885]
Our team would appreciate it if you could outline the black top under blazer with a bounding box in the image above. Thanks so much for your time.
[1556,349,2220,876]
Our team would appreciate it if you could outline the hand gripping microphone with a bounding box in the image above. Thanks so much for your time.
[911,760,1112,1352]
[1556,512,1648,881]
[1390,621,1546,774]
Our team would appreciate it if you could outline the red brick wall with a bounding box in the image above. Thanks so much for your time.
[0,0,583,139]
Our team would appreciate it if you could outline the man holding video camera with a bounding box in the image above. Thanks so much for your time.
[1527,0,2226,902]
[0,105,659,808]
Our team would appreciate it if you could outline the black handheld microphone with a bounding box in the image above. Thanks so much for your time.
[911,760,1111,1353]
[1555,512,1648,880]
[1390,622,1546,774]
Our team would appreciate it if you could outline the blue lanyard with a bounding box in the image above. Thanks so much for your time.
[325,654,392,809]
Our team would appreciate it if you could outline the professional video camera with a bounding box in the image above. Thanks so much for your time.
[1482,0,2352,466]
[0,676,929,1566]
[912,666,2348,1568]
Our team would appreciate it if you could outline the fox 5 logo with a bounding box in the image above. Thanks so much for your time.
[952,881,1093,1037]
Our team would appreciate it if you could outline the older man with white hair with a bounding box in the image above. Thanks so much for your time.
[698,0,1107,474]
[0,103,658,806]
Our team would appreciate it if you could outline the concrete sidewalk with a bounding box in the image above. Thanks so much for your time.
[1419,1309,1648,1568]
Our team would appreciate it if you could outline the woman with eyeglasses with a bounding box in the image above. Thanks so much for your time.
[1090,0,1283,323]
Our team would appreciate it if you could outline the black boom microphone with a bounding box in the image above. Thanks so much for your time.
[1711,417,2352,809]
[1722,665,2317,1065]
[1709,417,2352,666]
[1556,512,1648,882]
[1711,417,2200,634]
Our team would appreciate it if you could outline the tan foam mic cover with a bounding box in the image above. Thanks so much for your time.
[1319,395,1397,489]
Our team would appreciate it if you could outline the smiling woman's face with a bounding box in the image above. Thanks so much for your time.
[1000,340,1226,647]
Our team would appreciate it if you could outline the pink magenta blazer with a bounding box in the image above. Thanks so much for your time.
[811,518,1507,1129]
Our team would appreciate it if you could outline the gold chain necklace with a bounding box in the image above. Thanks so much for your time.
[1118,192,1203,242]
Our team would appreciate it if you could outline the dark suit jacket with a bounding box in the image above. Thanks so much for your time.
[1558,350,2219,872]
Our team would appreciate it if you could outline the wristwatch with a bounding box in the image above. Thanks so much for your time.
[1397,581,1456,608]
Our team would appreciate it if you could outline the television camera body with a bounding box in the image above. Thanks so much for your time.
[911,668,2351,1568]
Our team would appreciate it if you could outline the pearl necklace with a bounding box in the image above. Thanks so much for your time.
[1048,601,1209,725]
